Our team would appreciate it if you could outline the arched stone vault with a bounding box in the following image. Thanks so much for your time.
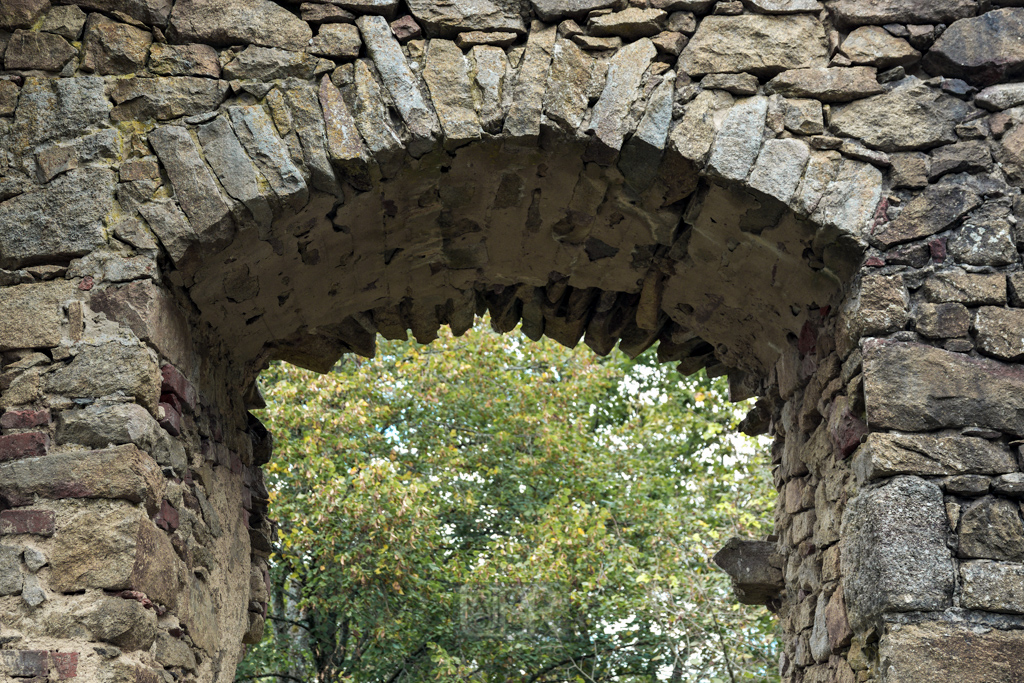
[2,0,1024,681]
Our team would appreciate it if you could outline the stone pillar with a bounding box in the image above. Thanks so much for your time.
[0,277,266,682]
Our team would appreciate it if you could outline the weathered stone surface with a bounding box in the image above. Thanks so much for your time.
[78,596,158,651]
[809,158,882,240]
[228,105,309,211]
[150,124,235,244]
[468,45,507,134]
[358,14,439,155]
[530,0,624,22]
[542,37,591,133]
[46,342,161,412]
[155,631,197,670]
[864,340,1024,436]
[222,46,318,81]
[666,89,731,163]
[706,75,760,99]
[109,76,229,122]
[748,138,810,204]
[0,0,49,29]
[0,280,76,351]
[836,273,908,352]
[90,280,193,370]
[196,115,273,232]
[874,175,981,246]
[678,14,828,77]
[318,76,369,185]
[744,0,822,12]
[281,83,339,193]
[707,96,768,181]
[0,167,111,270]
[959,497,1024,561]
[0,544,23,595]
[424,38,482,145]
[839,26,919,69]
[504,21,557,140]
[10,76,110,151]
[39,5,86,39]
[137,199,195,266]
[996,121,1024,186]
[49,504,141,592]
[961,561,1024,613]
[455,30,517,49]
[148,43,221,78]
[921,270,1006,306]
[712,538,783,604]
[169,0,312,50]
[880,621,1024,683]
[929,141,993,181]
[830,81,971,152]
[976,83,1024,112]
[303,3,357,24]
[0,80,19,116]
[914,302,970,339]
[0,445,163,512]
[54,0,172,27]
[81,13,151,75]
[309,23,361,60]
[924,9,1024,87]
[3,28,76,71]
[406,0,524,39]
[346,59,404,166]
[853,432,1016,482]
[588,38,656,154]
[950,205,1017,267]
[330,0,398,18]
[827,0,975,29]
[766,66,883,102]
[572,34,621,50]
[840,476,953,631]
[783,98,823,135]
[58,400,186,471]
[588,8,666,40]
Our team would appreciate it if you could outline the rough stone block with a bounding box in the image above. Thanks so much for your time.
[78,596,158,651]
[90,280,193,372]
[0,444,164,514]
[678,14,828,76]
[45,342,161,413]
[168,0,312,50]
[913,302,970,339]
[0,509,55,536]
[958,497,1024,561]
[0,432,49,463]
[840,476,954,631]
[56,401,186,471]
[853,432,1016,483]
[864,340,1024,436]
[974,307,1024,362]
[879,621,1024,683]
[961,560,1024,613]
[0,168,112,270]
[49,502,142,592]
[920,270,1006,306]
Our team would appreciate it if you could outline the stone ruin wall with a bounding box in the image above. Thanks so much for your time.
[2,0,1024,681]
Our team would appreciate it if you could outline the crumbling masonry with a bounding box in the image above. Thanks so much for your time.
[1,0,1024,680]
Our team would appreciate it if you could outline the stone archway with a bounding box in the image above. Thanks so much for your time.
[2,1,1024,682]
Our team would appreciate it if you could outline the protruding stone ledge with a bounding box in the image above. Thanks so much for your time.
[713,537,784,605]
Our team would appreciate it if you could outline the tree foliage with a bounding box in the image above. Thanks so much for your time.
[237,319,779,683]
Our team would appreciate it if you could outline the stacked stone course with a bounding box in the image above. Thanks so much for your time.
[1,0,1024,681]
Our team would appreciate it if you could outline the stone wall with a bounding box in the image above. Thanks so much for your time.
[1,0,1024,681]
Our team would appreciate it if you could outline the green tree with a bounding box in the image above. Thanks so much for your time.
[236,319,778,683]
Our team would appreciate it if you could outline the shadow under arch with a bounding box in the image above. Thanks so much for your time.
[174,118,877,401]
